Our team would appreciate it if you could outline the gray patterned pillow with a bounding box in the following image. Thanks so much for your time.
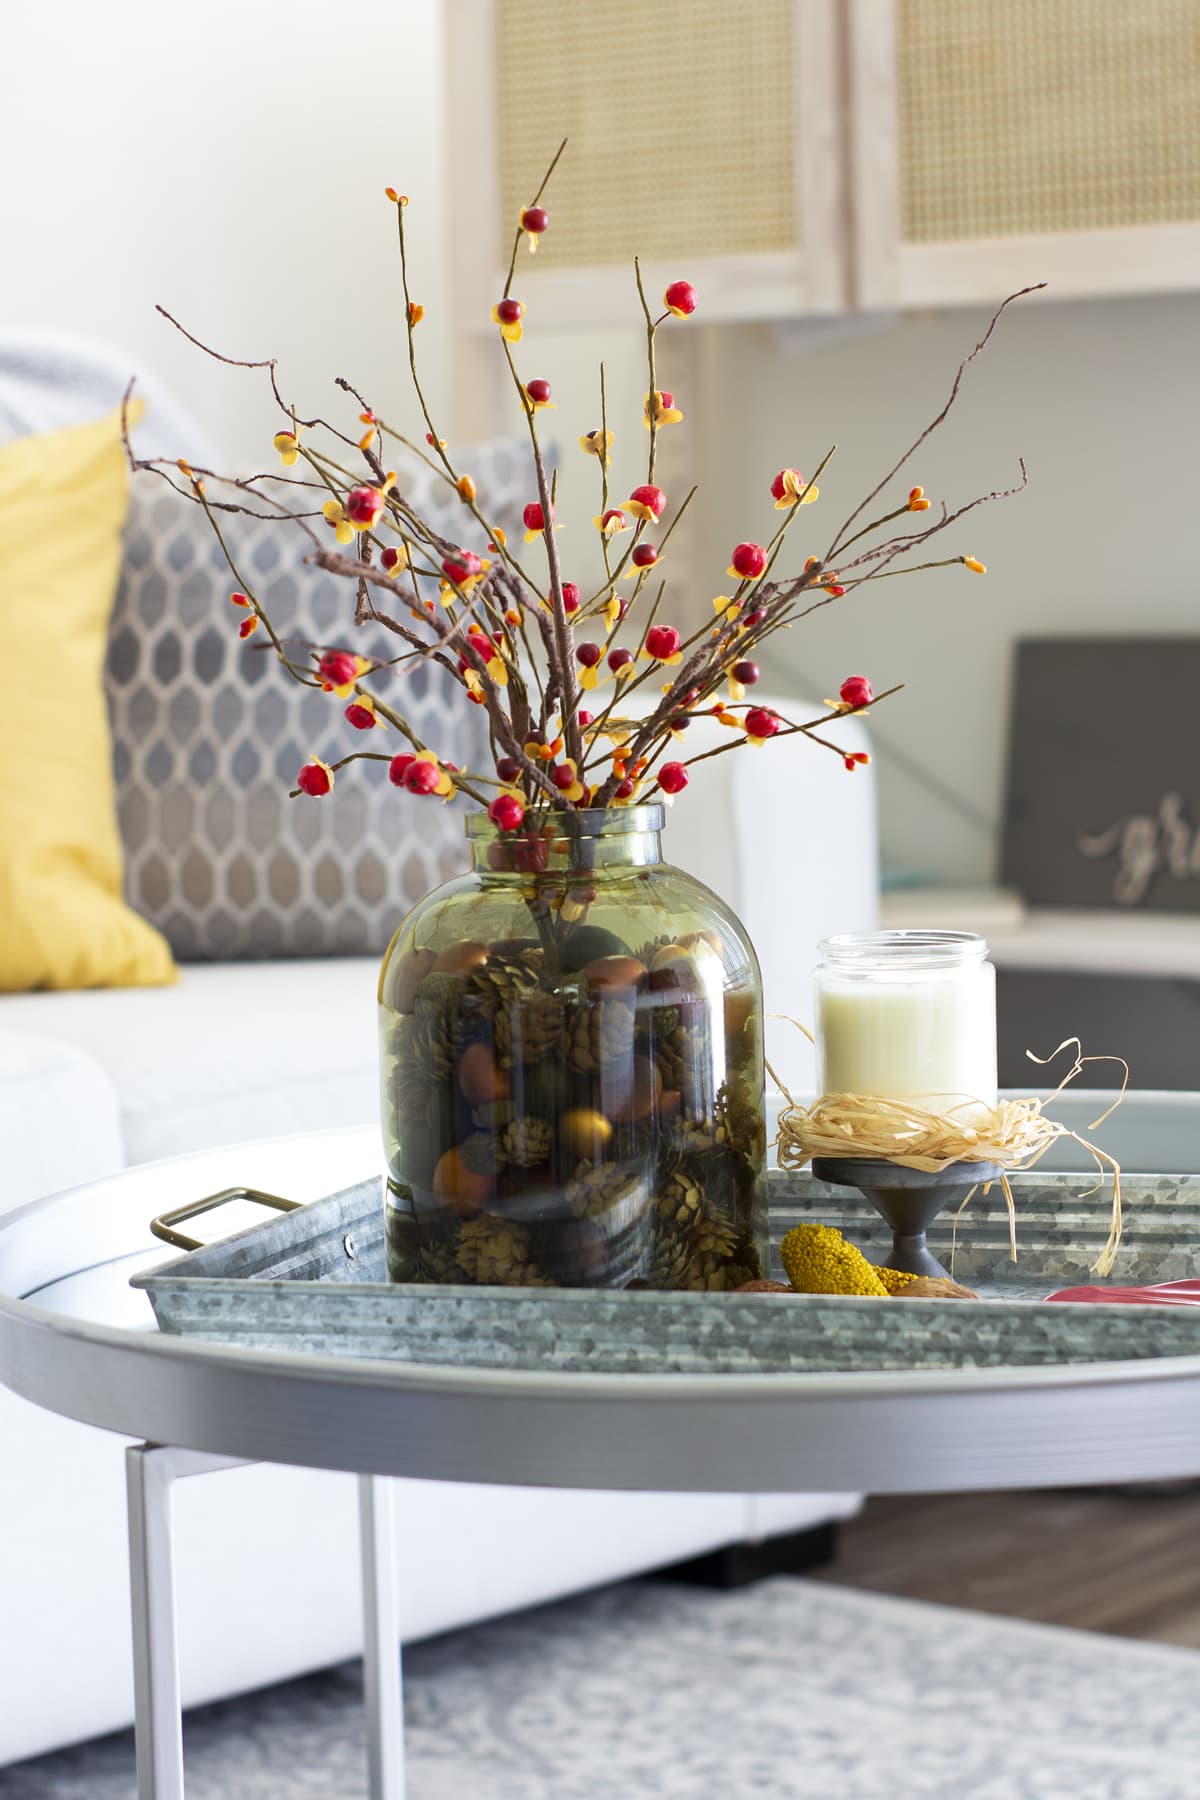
[106,442,541,959]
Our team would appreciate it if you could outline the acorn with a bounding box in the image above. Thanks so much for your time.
[459,1042,509,1106]
[432,1148,492,1214]
[559,1107,614,1160]
[435,939,490,976]
[736,1278,793,1295]
[580,954,647,994]
[600,1052,661,1123]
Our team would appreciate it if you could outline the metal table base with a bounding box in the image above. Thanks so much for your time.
[126,1448,404,1800]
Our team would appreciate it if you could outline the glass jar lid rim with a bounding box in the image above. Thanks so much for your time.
[819,929,989,969]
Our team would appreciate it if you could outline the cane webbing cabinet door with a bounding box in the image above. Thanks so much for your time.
[849,0,1200,307]
[448,0,847,332]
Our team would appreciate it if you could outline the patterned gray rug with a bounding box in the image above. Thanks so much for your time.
[4,1577,1199,1799]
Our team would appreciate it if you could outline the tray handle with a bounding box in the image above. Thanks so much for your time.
[150,1187,302,1252]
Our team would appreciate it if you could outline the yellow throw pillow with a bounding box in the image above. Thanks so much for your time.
[0,408,177,989]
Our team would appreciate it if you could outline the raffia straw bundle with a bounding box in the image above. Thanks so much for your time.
[772,1039,1127,1276]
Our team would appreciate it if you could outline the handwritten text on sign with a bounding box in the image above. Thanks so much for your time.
[1078,794,1200,906]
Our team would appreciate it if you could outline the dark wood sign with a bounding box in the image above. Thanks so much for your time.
[1002,637,1200,910]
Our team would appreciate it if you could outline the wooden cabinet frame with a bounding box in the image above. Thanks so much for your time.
[846,0,1200,310]
[446,0,849,336]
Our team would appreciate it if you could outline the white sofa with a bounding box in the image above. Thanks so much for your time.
[0,701,876,1768]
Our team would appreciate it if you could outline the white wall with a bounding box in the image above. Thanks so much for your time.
[6,0,451,468]
[695,293,1200,885]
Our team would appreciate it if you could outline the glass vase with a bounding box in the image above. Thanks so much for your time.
[378,806,766,1289]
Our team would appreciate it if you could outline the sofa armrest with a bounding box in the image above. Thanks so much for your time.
[0,1029,124,1212]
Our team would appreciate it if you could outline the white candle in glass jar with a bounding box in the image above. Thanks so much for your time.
[815,932,998,1116]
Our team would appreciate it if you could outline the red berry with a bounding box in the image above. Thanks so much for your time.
[576,641,603,667]
[521,206,549,233]
[404,759,441,794]
[388,753,415,787]
[515,838,549,873]
[442,549,482,586]
[551,763,577,791]
[628,483,667,519]
[526,378,552,404]
[578,710,594,728]
[664,280,697,316]
[345,701,377,731]
[645,624,681,661]
[495,755,521,783]
[770,468,803,502]
[488,794,526,832]
[608,647,635,673]
[730,541,767,580]
[615,779,635,800]
[522,501,550,532]
[658,391,674,409]
[631,543,658,568]
[670,714,690,731]
[743,608,766,628]
[839,675,874,709]
[381,546,404,572]
[297,760,333,797]
[658,761,689,794]
[319,650,358,689]
[496,297,523,324]
[562,581,580,613]
[732,660,760,686]
[345,486,385,527]
[745,706,781,741]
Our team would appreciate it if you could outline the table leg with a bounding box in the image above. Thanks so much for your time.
[125,1445,246,1800]
[359,1473,405,1800]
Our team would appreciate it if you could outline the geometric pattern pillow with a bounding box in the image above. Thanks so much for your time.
[106,440,543,960]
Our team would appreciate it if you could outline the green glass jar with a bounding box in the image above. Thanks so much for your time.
[378,806,766,1289]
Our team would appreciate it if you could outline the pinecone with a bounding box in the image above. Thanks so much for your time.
[382,1037,431,1127]
[653,1024,690,1090]
[644,1002,681,1041]
[565,996,635,1073]
[715,1077,765,1162]
[694,1206,739,1258]
[415,1238,468,1284]
[413,973,467,1079]
[652,1226,696,1288]
[685,1252,761,1293]
[466,948,544,1012]
[656,1171,704,1230]
[567,1161,647,1225]
[500,1114,553,1169]
[456,1217,549,1286]
[459,1131,506,1177]
[674,1116,719,1162]
[494,990,565,1068]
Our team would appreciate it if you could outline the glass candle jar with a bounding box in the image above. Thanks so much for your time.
[814,931,998,1118]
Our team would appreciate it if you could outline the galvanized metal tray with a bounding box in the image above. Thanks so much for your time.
[129,1169,1200,1374]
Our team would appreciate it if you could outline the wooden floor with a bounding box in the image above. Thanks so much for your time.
[812,1486,1200,1648]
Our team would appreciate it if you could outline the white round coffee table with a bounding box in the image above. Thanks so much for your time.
[3,1126,1200,1798]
